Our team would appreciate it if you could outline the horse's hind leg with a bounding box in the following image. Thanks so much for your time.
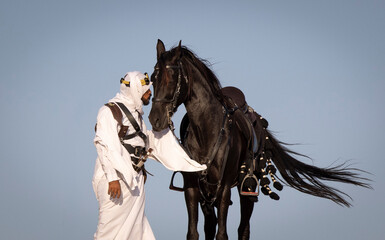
[200,201,217,240]
[238,193,255,240]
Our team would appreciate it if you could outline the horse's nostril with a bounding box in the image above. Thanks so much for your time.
[155,119,160,129]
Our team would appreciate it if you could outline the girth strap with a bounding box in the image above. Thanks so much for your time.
[115,102,147,143]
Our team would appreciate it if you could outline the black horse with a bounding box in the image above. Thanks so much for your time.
[148,39,370,240]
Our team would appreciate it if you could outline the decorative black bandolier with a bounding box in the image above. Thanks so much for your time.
[104,102,148,173]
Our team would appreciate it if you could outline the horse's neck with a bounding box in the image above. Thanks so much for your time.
[183,76,224,152]
[184,77,223,125]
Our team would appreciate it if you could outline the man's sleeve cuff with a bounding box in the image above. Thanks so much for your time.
[106,171,120,182]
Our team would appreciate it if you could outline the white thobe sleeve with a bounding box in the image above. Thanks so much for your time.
[146,128,207,172]
[94,106,137,189]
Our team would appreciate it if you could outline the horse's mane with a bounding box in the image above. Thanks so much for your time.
[168,46,226,103]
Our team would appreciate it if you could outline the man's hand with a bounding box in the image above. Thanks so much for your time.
[108,180,121,199]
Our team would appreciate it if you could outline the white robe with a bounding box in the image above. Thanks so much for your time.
[93,72,206,240]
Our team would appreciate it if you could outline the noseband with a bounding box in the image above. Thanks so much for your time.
[152,60,189,127]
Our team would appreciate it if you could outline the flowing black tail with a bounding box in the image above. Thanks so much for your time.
[253,112,372,207]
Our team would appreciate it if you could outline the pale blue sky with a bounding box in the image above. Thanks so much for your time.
[1,1,384,239]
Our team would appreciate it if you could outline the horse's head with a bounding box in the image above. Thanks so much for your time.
[149,39,190,131]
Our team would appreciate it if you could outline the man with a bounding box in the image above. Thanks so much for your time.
[93,71,205,240]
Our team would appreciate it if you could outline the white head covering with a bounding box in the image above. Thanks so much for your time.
[110,71,152,115]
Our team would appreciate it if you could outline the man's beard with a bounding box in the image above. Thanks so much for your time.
[142,98,150,105]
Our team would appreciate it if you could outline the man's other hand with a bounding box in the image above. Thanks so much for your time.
[108,180,121,199]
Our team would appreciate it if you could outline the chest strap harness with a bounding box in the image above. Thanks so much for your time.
[104,102,149,174]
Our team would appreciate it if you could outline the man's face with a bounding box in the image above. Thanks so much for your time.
[141,89,152,106]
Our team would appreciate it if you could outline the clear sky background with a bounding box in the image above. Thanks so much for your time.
[1,0,384,239]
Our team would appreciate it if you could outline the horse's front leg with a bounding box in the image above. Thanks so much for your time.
[215,185,231,240]
[184,187,199,240]
[183,173,200,240]
[200,201,217,240]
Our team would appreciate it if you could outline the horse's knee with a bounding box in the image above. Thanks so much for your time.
[186,231,199,240]
[215,231,228,240]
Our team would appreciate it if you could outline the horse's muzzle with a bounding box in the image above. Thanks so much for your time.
[149,107,169,131]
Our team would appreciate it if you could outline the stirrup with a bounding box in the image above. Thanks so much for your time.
[240,174,259,197]
[169,171,184,192]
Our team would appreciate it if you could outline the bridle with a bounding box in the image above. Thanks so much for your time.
[152,60,189,129]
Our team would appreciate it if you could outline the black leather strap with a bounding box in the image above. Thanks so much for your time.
[123,144,146,157]
[130,156,143,173]
[115,102,147,143]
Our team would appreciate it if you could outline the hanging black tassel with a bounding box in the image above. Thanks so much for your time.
[270,169,283,191]
[273,181,283,191]
[260,175,270,186]
[269,192,280,200]
[261,186,269,195]
[258,154,267,169]
[266,164,277,174]
[261,185,280,200]
[254,114,283,201]
[266,158,283,191]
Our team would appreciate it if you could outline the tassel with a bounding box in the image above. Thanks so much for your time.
[261,186,269,195]
[254,117,283,201]
[269,192,280,200]
[267,158,283,191]
[259,169,279,200]
[261,185,280,200]
[258,154,267,169]
[273,181,283,191]
[260,175,270,186]
[260,169,269,196]
[266,164,277,174]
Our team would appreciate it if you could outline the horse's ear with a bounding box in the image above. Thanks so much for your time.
[157,39,166,60]
[175,40,182,59]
